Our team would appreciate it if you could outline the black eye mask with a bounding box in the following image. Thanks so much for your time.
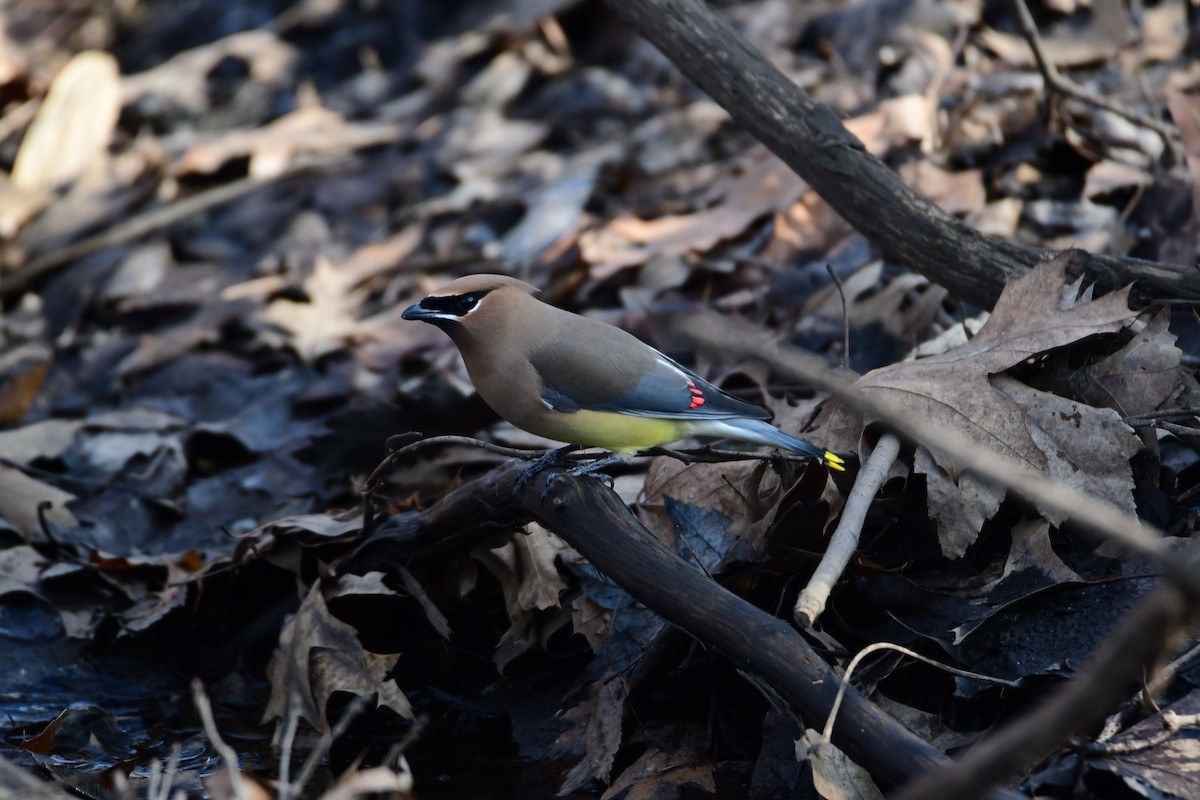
[421,290,491,316]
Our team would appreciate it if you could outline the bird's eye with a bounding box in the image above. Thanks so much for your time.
[457,294,480,313]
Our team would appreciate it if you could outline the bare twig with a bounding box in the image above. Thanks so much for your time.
[1089,711,1200,756]
[290,696,368,794]
[825,263,851,372]
[276,693,302,800]
[1009,0,1181,153]
[1123,408,1200,425]
[1159,421,1200,440]
[1097,639,1200,742]
[794,434,900,627]
[367,435,830,493]
[359,433,548,538]
[3,154,358,299]
[192,678,249,800]
[382,714,428,769]
[822,641,1022,746]
[360,434,837,538]
[144,746,182,800]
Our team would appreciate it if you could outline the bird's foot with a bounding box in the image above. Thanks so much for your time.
[540,454,623,501]
[513,445,581,498]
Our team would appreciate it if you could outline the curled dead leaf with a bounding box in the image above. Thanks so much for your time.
[12,51,120,193]
[829,253,1143,556]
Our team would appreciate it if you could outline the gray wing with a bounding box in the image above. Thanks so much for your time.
[531,340,770,421]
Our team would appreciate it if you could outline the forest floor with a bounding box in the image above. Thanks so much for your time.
[0,1,1198,798]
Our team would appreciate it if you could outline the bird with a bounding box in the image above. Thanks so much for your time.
[401,273,845,477]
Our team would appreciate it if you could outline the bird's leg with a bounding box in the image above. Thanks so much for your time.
[514,444,581,497]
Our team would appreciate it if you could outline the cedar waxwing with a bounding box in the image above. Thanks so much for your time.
[402,274,845,473]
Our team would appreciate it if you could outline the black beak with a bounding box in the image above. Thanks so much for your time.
[402,301,432,321]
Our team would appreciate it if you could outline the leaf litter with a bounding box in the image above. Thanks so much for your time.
[0,0,1195,798]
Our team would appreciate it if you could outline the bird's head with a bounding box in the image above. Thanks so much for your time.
[402,273,540,336]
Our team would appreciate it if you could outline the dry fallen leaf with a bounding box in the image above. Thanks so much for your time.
[501,159,604,264]
[1136,0,1188,64]
[0,546,49,600]
[1166,83,1200,215]
[554,679,626,795]
[0,343,50,425]
[1083,159,1154,200]
[0,464,77,536]
[1088,690,1200,797]
[799,730,884,800]
[580,146,807,278]
[580,95,939,279]
[845,94,935,154]
[11,51,120,192]
[316,762,415,800]
[1074,309,1186,417]
[803,266,949,344]
[261,255,383,362]
[898,160,986,218]
[121,29,298,117]
[203,769,273,800]
[976,26,1119,68]
[773,191,854,253]
[0,175,53,241]
[829,253,1143,556]
[472,525,573,670]
[601,723,715,800]
[643,456,774,542]
[262,583,412,734]
[177,106,402,178]
[979,516,1082,596]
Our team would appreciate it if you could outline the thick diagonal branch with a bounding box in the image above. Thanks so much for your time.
[341,459,1025,799]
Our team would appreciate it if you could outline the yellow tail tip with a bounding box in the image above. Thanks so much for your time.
[823,451,846,472]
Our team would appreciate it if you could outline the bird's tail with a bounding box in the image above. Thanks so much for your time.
[692,418,846,471]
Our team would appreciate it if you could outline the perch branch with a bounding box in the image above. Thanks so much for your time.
[340,459,1024,799]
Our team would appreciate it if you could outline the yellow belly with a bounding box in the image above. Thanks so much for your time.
[531,409,688,453]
